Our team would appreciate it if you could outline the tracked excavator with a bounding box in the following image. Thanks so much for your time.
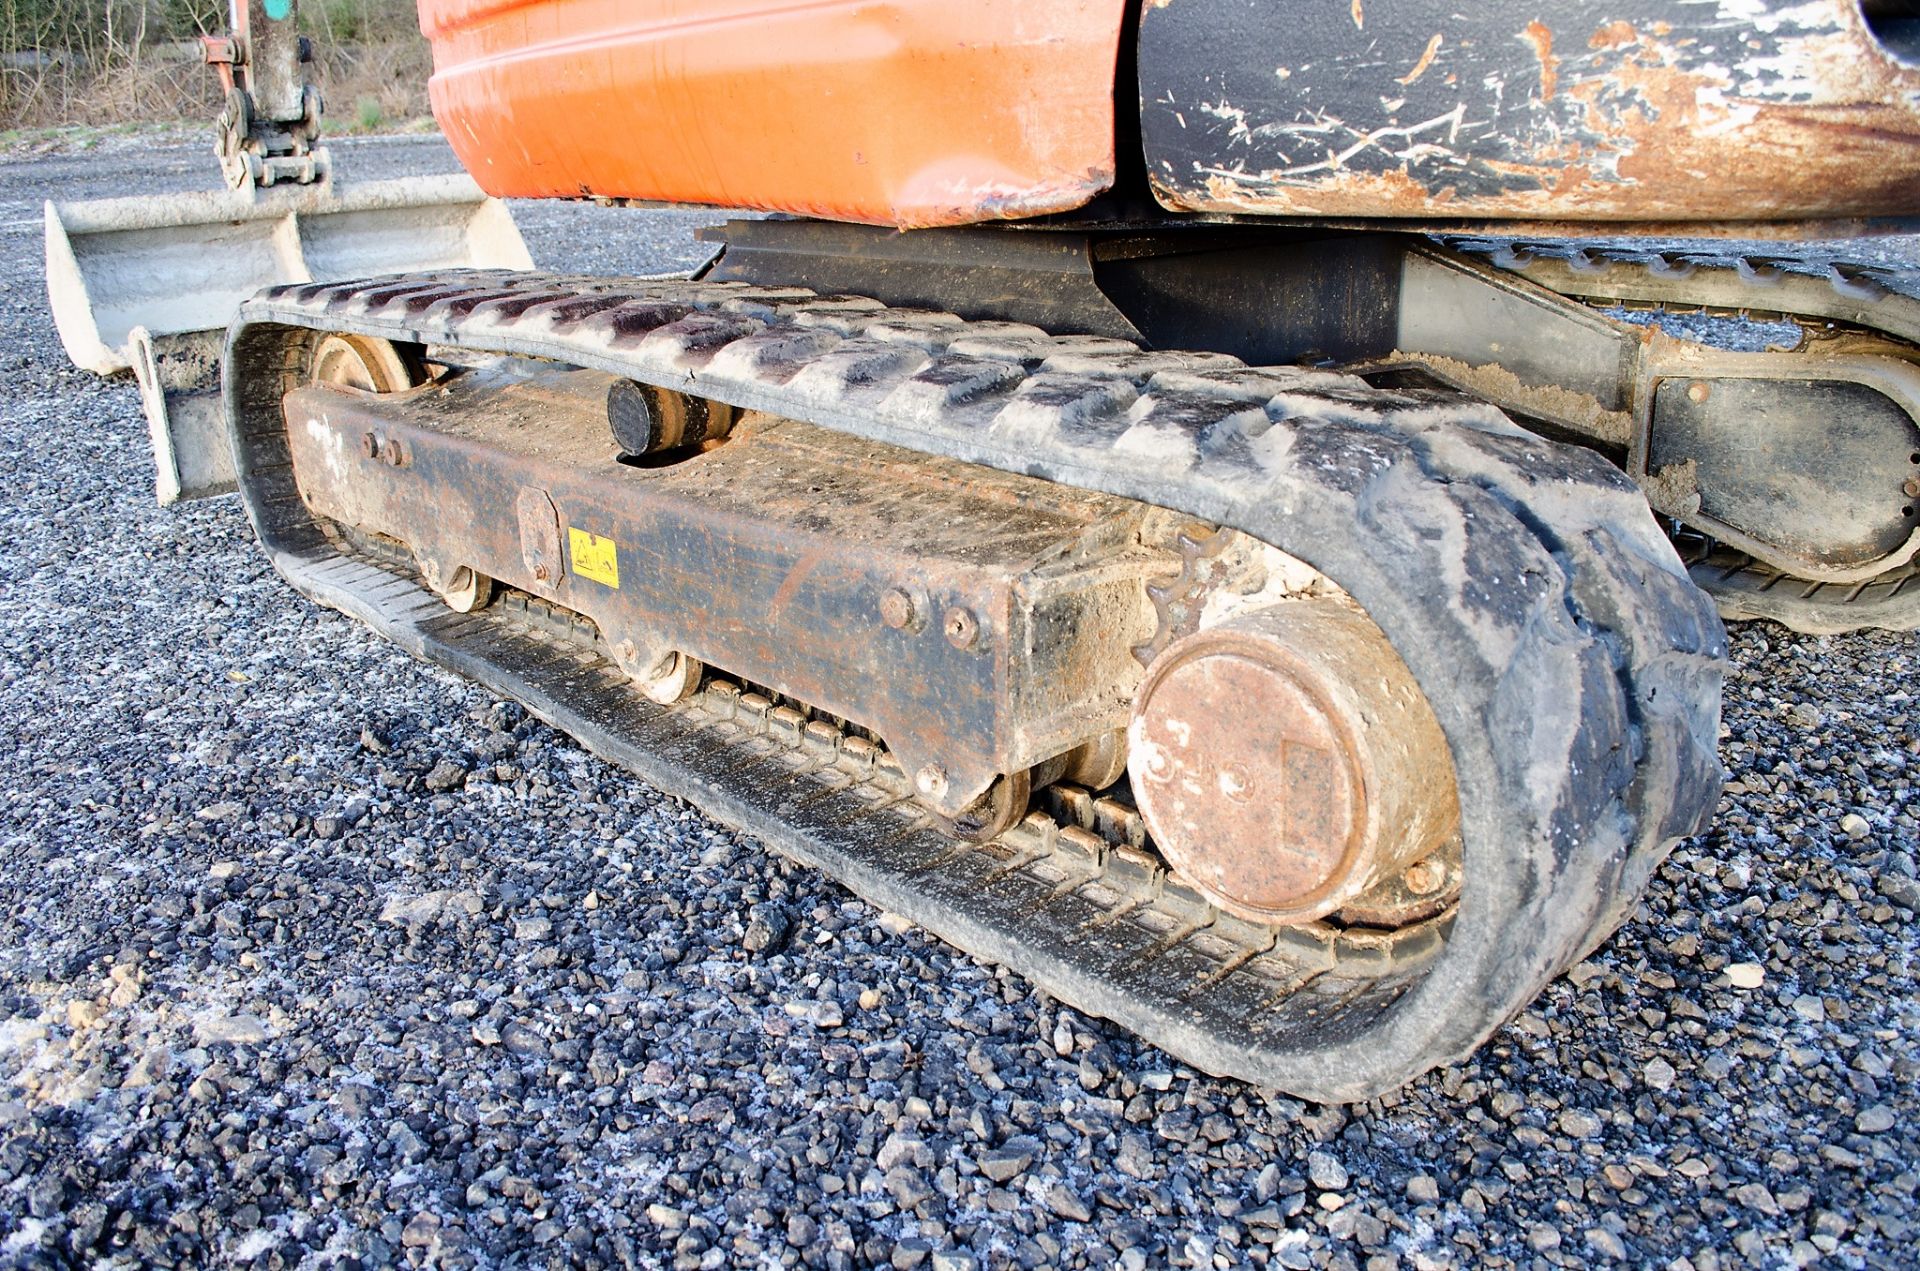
[46,0,1920,1100]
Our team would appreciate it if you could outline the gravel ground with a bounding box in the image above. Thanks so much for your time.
[0,135,1915,1271]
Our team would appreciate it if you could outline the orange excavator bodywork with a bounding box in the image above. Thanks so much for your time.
[420,0,1920,228]
[420,0,1127,229]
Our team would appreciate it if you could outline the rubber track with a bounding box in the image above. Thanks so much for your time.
[1446,237,1920,632]
[1444,236,1920,337]
[226,269,1725,1100]
[1676,534,1920,636]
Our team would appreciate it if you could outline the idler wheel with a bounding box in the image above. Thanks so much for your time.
[310,333,419,393]
[1128,599,1459,925]
[928,769,1032,844]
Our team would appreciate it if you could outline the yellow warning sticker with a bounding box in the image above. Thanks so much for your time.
[567,527,620,589]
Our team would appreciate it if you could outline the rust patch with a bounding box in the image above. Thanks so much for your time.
[1589,19,1637,50]
[1146,0,1920,221]
[1398,33,1443,86]
[1520,20,1558,102]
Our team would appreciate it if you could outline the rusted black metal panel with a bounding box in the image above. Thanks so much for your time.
[1138,0,1920,221]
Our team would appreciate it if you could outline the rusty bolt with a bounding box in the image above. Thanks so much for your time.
[1686,381,1711,404]
[382,438,407,467]
[1218,762,1253,803]
[879,587,917,631]
[1904,476,1920,499]
[612,638,641,669]
[943,607,979,650]
[1403,859,1445,896]
[914,764,949,800]
[361,431,380,459]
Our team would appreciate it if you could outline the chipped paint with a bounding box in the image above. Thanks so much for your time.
[889,161,1115,231]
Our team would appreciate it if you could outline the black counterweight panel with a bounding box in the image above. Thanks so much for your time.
[1137,0,1920,221]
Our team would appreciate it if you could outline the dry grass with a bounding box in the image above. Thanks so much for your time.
[320,35,434,133]
[1,38,432,134]
[1,1,431,134]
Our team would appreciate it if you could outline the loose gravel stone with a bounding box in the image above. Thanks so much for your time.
[1045,1184,1092,1222]
[979,1141,1037,1184]
[1306,1150,1349,1191]
[743,901,792,954]
[1587,1227,1629,1260]
[1643,1056,1678,1091]
[1857,1105,1895,1134]
[0,134,1913,1271]
[423,757,469,791]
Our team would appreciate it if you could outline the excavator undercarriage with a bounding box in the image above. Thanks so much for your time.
[226,264,1726,1100]
[45,0,1920,1097]
[206,218,1920,1098]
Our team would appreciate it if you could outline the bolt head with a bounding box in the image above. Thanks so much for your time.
[914,764,948,798]
[1904,476,1920,499]
[361,431,380,458]
[943,607,979,650]
[383,438,406,467]
[1686,381,1711,404]
[1403,859,1444,895]
[879,587,916,631]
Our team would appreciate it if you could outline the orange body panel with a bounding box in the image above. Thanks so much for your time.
[418,0,1126,229]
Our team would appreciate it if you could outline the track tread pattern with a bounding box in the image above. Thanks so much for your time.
[226,269,1724,1099]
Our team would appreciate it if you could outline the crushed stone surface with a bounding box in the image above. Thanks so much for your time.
[0,136,1914,1270]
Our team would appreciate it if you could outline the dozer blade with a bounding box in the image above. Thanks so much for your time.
[44,174,532,504]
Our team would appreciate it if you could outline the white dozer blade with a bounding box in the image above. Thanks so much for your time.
[46,173,532,504]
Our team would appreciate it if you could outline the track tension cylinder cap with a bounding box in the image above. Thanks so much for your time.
[1128,599,1460,926]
